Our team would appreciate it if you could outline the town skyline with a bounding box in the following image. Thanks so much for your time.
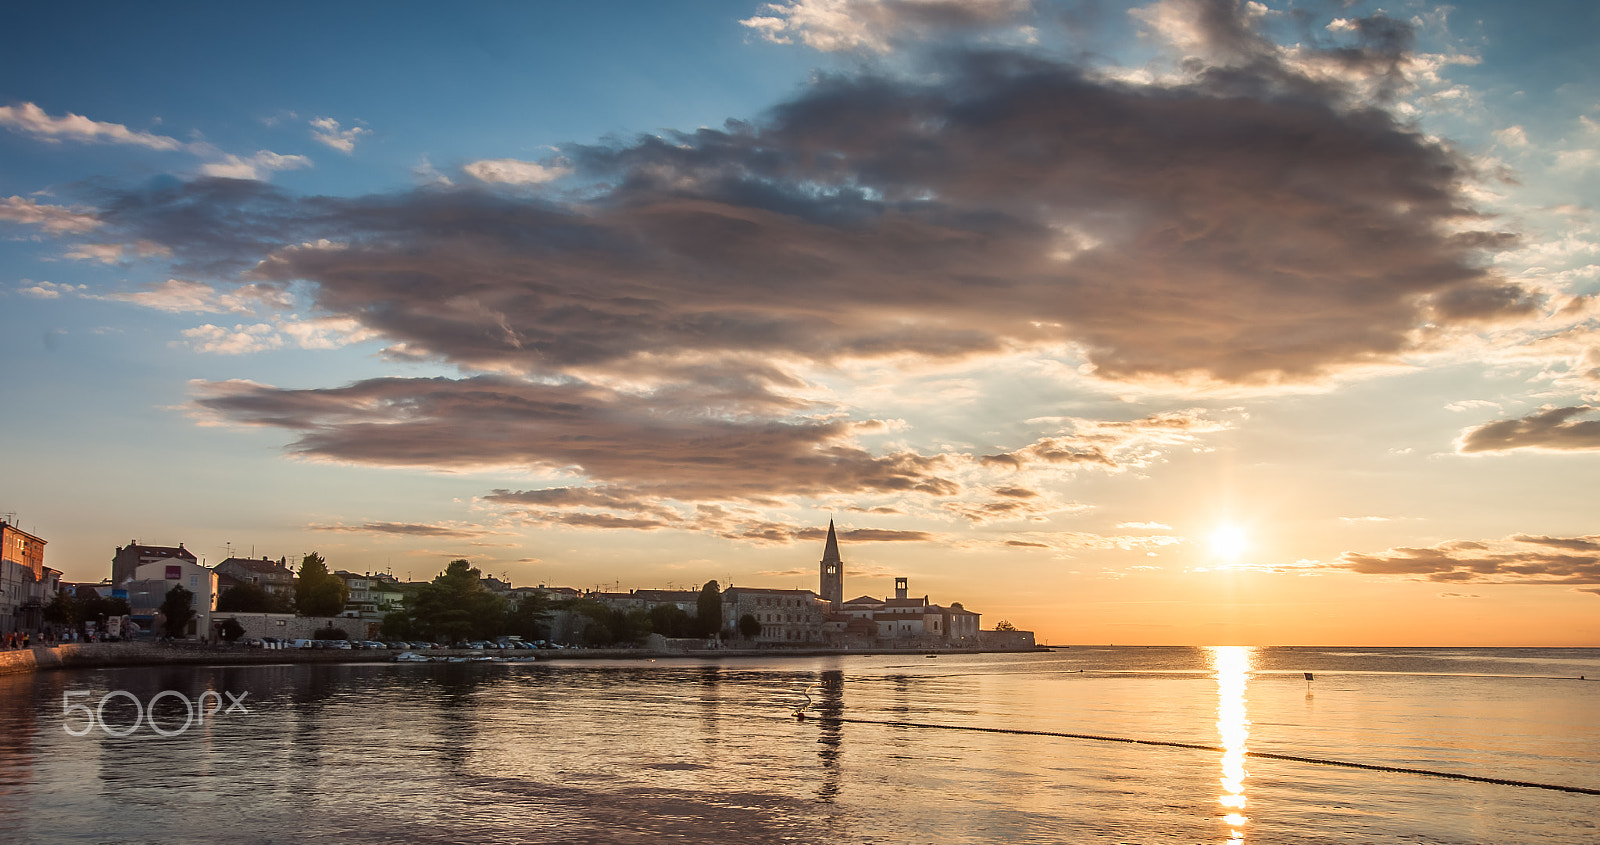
[3,0,1598,646]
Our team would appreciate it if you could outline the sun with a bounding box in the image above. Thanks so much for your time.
[1209,525,1250,561]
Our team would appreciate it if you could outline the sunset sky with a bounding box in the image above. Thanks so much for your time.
[3,0,1597,646]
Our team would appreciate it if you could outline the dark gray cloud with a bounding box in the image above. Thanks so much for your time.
[196,375,961,505]
[109,0,1537,538]
[311,521,487,538]
[1339,535,1600,590]
[89,2,1524,389]
[1457,406,1600,453]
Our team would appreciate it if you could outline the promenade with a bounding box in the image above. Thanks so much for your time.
[0,641,1023,677]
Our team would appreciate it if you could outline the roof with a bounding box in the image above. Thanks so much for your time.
[631,589,700,602]
[723,587,819,598]
[843,595,883,606]
[217,557,291,575]
[0,522,47,544]
[119,542,197,561]
[821,519,841,563]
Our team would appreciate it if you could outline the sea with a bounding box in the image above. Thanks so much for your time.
[0,646,1595,844]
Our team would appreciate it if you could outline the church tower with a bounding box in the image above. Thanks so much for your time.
[819,519,843,610]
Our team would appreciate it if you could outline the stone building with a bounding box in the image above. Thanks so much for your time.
[722,587,826,644]
[214,556,295,599]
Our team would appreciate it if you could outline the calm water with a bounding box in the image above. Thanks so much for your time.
[1,647,1596,844]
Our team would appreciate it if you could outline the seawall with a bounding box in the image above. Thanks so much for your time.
[0,643,396,676]
[1,642,1041,677]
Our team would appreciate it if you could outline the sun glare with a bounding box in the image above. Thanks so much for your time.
[1210,525,1249,561]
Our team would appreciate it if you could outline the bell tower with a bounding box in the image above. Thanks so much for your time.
[819,519,843,610]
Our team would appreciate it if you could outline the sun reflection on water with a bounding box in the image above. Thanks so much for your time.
[1212,646,1252,843]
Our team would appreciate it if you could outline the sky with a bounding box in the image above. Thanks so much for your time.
[2,0,1597,646]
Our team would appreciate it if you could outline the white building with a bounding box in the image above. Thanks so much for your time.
[124,559,218,638]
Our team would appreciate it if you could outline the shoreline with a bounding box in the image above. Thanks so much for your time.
[0,641,1046,677]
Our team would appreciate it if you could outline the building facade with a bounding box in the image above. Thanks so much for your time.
[112,541,197,586]
[722,587,826,644]
[1,522,53,634]
[214,556,295,599]
[124,559,218,638]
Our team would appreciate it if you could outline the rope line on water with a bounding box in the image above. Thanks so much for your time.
[802,714,1600,796]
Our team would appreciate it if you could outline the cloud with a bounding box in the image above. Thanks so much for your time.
[96,279,292,314]
[60,0,1553,540]
[463,158,571,185]
[981,410,1230,470]
[192,375,963,502]
[1117,521,1172,530]
[0,102,183,150]
[1339,535,1600,591]
[181,323,284,355]
[1457,406,1600,454]
[95,24,1524,389]
[0,196,100,233]
[741,0,1034,53]
[310,521,487,538]
[17,281,86,299]
[200,150,312,180]
[1003,531,1186,553]
[309,117,370,153]
[64,240,172,264]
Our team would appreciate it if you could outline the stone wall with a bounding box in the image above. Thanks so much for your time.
[0,642,394,677]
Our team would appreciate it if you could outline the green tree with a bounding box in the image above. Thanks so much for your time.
[380,610,415,640]
[159,585,197,638]
[408,560,506,644]
[738,613,763,639]
[648,604,692,638]
[294,552,349,617]
[695,580,723,637]
[218,617,246,642]
[504,592,552,640]
[313,625,349,640]
[43,590,78,627]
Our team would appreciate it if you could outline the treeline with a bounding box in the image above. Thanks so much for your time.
[377,565,732,647]
[42,586,133,632]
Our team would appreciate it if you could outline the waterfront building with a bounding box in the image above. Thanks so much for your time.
[123,558,218,638]
[1,521,56,633]
[816,532,983,646]
[721,586,827,644]
[111,540,197,587]
[819,519,843,610]
[214,556,295,599]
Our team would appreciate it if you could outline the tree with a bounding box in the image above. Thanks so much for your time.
[738,613,762,640]
[695,580,722,637]
[313,625,349,640]
[218,617,246,642]
[43,591,78,627]
[505,591,552,640]
[407,560,506,644]
[160,585,197,638]
[380,610,415,640]
[994,620,1017,631]
[648,604,692,638]
[294,552,349,617]
[217,581,292,613]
